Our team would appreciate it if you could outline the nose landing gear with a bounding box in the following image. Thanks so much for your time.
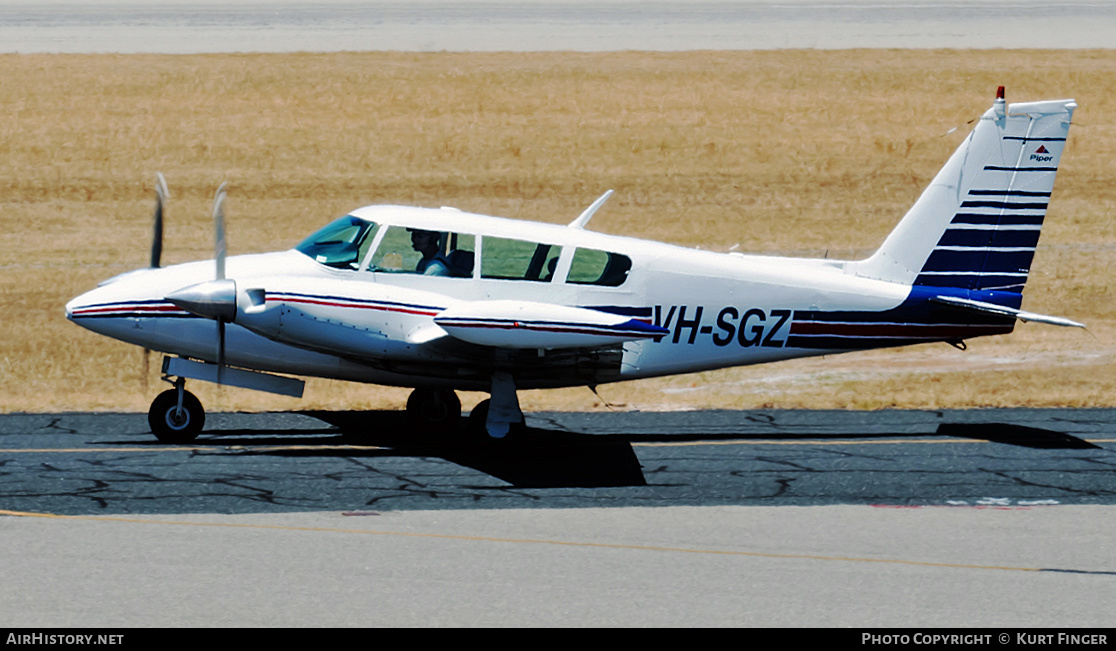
[148,377,205,443]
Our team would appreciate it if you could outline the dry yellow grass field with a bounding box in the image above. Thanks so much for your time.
[2,50,1113,414]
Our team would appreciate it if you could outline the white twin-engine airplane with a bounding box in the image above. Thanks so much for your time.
[68,89,1082,442]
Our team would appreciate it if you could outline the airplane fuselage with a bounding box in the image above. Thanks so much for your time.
[66,204,1011,392]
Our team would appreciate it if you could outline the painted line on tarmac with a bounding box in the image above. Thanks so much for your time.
[0,445,386,453]
[3,438,1115,453]
[638,438,1116,447]
[2,509,1114,577]
[0,440,991,454]
[633,438,984,447]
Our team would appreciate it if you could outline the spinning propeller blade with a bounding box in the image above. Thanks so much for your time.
[164,182,235,384]
[151,172,168,268]
[212,183,229,382]
[145,172,170,388]
[214,182,227,281]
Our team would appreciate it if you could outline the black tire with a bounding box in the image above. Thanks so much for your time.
[467,399,491,435]
[406,388,461,431]
[148,389,205,443]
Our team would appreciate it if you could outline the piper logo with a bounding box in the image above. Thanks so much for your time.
[1030,145,1054,162]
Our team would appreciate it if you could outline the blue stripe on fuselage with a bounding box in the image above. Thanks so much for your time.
[785,286,1018,350]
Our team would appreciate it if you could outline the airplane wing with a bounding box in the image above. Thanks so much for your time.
[433,300,667,349]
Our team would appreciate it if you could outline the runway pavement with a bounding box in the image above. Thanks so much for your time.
[2,409,1115,626]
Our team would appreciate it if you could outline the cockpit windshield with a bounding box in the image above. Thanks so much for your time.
[295,216,378,269]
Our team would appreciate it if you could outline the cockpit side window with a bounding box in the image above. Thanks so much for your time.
[567,248,631,287]
[368,226,474,278]
[480,236,562,282]
[295,216,378,269]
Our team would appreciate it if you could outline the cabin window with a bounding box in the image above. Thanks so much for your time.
[480,236,562,282]
[444,233,476,277]
[368,226,474,278]
[567,248,631,287]
[295,215,378,269]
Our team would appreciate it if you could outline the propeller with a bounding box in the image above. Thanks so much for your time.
[164,182,237,386]
[144,172,170,389]
[213,183,228,383]
[151,172,168,268]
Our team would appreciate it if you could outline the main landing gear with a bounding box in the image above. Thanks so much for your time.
[148,377,205,444]
[406,372,525,440]
[406,388,461,430]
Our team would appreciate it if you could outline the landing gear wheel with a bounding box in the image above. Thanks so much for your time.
[468,399,491,435]
[468,399,524,441]
[148,389,205,443]
[406,388,461,431]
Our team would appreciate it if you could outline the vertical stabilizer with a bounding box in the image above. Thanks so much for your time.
[854,91,1075,294]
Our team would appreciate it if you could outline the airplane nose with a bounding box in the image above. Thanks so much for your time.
[67,267,172,321]
[165,279,237,321]
[65,288,105,322]
[64,296,78,321]
[65,284,129,336]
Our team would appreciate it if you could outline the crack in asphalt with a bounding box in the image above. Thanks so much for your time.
[41,417,78,435]
[770,477,796,498]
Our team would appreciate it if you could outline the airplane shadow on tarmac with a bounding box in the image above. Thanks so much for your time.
[212,410,649,489]
[140,410,1101,490]
[933,422,1101,450]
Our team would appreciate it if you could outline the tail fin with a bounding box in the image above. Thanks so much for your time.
[854,90,1076,294]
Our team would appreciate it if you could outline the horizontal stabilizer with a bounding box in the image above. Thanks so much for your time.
[930,295,1084,328]
[435,300,667,349]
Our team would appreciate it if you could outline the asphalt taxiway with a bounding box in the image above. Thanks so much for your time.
[3,409,1115,626]
[4,409,1115,513]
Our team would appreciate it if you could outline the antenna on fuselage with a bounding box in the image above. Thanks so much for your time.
[568,190,614,230]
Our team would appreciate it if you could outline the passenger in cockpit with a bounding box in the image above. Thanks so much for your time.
[409,229,449,276]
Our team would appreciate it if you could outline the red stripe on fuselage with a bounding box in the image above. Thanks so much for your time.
[266,296,440,317]
[72,304,188,316]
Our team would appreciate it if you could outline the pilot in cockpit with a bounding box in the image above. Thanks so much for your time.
[409,229,449,276]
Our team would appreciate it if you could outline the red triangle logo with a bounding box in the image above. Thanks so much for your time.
[1035,145,1049,154]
